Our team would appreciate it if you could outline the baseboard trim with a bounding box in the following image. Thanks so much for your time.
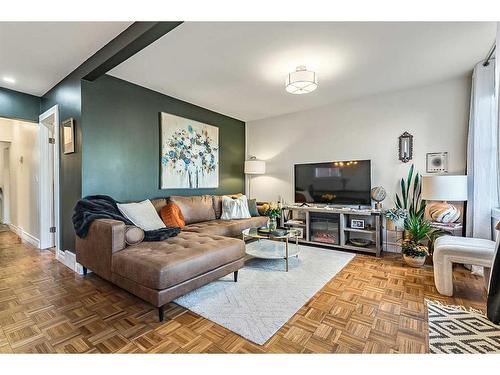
[55,248,88,275]
[9,224,40,248]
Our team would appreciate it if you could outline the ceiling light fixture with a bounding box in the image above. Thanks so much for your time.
[285,65,318,94]
[2,76,15,84]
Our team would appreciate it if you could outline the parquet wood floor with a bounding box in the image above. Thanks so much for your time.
[0,229,487,354]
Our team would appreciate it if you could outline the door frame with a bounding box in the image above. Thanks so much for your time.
[39,105,60,250]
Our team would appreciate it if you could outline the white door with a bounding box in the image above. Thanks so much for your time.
[39,106,59,250]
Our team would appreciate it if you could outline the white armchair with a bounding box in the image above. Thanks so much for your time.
[433,235,497,296]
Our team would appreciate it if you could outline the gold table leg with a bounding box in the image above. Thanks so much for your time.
[285,237,289,272]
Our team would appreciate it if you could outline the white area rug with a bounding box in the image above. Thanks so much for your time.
[174,241,354,345]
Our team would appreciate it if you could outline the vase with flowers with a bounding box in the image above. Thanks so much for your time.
[263,202,282,231]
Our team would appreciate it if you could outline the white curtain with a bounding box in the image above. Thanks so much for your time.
[466,61,499,240]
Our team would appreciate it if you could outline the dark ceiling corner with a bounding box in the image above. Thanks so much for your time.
[83,21,183,82]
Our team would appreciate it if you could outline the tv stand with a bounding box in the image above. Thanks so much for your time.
[281,205,383,256]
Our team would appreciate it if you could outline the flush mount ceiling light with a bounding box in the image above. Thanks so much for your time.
[285,65,318,94]
[2,76,15,84]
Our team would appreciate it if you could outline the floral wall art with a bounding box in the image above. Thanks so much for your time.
[160,112,219,189]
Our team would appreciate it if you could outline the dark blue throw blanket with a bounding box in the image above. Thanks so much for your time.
[72,195,180,241]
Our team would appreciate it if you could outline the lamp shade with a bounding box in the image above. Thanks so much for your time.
[285,65,318,94]
[421,175,468,201]
[244,159,266,175]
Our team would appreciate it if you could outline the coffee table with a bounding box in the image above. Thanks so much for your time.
[242,227,300,272]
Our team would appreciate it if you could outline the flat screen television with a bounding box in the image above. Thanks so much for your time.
[294,160,371,206]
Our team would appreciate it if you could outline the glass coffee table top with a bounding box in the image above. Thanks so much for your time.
[242,227,299,239]
[242,227,300,268]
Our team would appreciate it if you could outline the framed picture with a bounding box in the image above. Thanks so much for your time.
[351,219,365,229]
[426,152,448,173]
[62,118,75,154]
[160,112,219,189]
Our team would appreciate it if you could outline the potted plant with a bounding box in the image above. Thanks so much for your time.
[401,214,436,267]
[264,202,282,231]
[384,208,408,231]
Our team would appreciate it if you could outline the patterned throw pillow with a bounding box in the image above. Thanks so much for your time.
[160,202,186,229]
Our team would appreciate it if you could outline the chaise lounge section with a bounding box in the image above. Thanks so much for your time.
[76,194,267,321]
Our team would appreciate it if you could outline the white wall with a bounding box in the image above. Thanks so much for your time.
[246,77,470,207]
[0,118,39,242]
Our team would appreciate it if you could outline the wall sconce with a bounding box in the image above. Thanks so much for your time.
[398,132,413,163]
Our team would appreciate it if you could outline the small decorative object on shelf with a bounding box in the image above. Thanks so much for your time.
[264,201,282,231]
[398,131,413,163]
[349,238,372,247]
[351,219,365,229]
[384,208,408,231]
[370,186,386,209]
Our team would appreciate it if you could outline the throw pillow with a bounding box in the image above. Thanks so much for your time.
[117,199,166,231]
[160,202,186,229]
[247,198,260,217]
[124,225,145,245]
[221,195,251,220]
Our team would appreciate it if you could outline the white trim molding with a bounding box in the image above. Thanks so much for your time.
[9,223,40,248]
[38,105,60,251]
[55,249,88,275]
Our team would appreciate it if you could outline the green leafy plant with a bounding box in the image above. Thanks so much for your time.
[401,214,440,257]
[404,214,433,242]
[395,164,426,219]
[384,208,408,221]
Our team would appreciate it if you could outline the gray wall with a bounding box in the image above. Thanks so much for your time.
[0,87,40,122]
[81,75,245,202]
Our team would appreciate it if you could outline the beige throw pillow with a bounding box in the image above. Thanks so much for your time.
[117,199,166,231]
[221,195,251,220]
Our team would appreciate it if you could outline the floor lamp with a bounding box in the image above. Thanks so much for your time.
[244,157,265,198]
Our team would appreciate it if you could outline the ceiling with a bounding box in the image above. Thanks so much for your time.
[110,22,496,122]
[0,22,132,96]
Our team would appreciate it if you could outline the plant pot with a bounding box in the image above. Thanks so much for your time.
[386,218,404,231]
[403,254,426,268]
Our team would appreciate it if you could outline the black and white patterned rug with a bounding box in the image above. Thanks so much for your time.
[427,299,500,353]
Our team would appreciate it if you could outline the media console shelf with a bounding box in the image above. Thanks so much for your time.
[281,205,383,256]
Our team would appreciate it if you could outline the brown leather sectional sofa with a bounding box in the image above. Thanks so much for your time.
[76,194,267,321]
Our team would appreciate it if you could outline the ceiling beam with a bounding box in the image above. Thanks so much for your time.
[82,21,183,81]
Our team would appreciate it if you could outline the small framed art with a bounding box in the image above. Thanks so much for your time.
[426,152,448,173]
[62,118,75,154]
[351,219,365,229]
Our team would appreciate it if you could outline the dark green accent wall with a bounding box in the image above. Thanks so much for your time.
[0,87,40,122]
[41,73,83,253]
[81,75,245,201]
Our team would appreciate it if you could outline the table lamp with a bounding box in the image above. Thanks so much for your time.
[244,156,265,198]
[421,175,467,223]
